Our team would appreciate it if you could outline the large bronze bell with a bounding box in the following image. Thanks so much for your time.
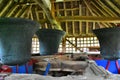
[0,18,39,65]
[36,29,65,55]
[93,27,120,60]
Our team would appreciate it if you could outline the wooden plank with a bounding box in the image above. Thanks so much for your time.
[35,60,88,72]
[0,0,14,16]
[58,16,120,23]
[96,0,117,17]
[105,0,120,14]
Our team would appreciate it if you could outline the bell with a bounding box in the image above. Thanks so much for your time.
[36,29,65,55]
[93,27,120,60]
[0,18,39,65]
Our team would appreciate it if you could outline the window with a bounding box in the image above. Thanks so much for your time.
[31,37,39,54]
[77,37,99,51]
[58,42,63,52]
[31,36,100,54]
[65,37,76,53]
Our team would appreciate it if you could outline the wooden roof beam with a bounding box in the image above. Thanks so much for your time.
[0,0,14,16]
[31,5,38,21]
[91,2,108,17]
[91,8,111,28]
[58,16,120,23]
[14,5,28,17]
[93,0,117,26]
[105,0,120,14]
[114,0,120,7]
[6,3,18,17]
[0,0,8,11]
[96,0,117,17]
[20,6,31,18]
[84,0,105,28]
[33,0,62,30]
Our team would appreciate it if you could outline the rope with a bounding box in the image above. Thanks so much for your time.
[115,60,120,74]
[25,63,28,73]
[105,60,110,70]
[16,65,19,73]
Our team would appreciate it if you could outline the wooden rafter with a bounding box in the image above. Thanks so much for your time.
[90,0,118,27]
[58,16,120,23]
[84,0,104,29]
[35,7,40,21]
[84,0,119,28]
[0,0,14,16]
[91,2,107,17]
[14,5,28,17]
[105,0,120,14]
[18,6,30,18]
[20,5,31,18]
[96,0,117,17]
[6,5,18,17]
[33,0,62,30]
[0,0,9,12]
[29,5,34,20]
[31,5,37,20]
